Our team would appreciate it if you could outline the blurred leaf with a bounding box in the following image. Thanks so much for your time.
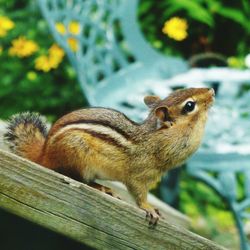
[214,6,249,32]
[168,0,214,27]
[242,0,250,17]
[139,1,152,14]
[163,5,183,18]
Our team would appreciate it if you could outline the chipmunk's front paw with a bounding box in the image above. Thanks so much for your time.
[146,208,160,228]
[140,203,160,228]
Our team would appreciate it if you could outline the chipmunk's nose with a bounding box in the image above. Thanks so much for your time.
[208,88,215,97]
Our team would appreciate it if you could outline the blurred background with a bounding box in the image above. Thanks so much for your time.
[1,0,250,249]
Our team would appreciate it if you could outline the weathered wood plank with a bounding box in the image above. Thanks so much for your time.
[0,149,225,250]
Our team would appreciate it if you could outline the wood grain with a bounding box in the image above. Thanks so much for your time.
[0,149,225,250]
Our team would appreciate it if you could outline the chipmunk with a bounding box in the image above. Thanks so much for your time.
[4,87,214,226]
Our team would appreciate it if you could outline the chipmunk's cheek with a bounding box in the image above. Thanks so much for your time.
[207,101,214,109]
[160,121,174,129]
[203,100,213,110]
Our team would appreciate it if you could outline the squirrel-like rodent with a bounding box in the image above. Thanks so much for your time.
[4,87,214,226]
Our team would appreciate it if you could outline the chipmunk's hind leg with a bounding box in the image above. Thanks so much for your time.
[88,182,121,199]
[56,165,83,181]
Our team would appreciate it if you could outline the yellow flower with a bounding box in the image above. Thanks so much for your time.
[55,22,66,35]
[162,17,188,41]
[0,29,7,37]
[9,36,39,58]
[27,71,37,81]
[67,37,78,52]
[55,21,80,35]
[49,44,64,59]
[68,21,80,35]
[0,16,15,30]
[48,44,65,68]
[0,16,15,37]
[35,44,64,72]
[35,55,52,72]
[55,21,80,52]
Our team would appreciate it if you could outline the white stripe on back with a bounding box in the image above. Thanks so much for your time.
[50,123,132,147]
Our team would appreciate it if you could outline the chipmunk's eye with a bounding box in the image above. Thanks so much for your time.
[183,101,196,113]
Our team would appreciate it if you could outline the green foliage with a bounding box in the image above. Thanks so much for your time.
[1,0,250,121]
[179,171,239,248]
[166,0,215,27]
[139,0,250,59]
[0,0,85,121]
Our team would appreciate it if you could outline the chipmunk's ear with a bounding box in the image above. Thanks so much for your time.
[144,95,161,108]
[155,106,173,128]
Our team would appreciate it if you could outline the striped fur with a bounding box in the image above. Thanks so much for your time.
[49,123,132,150]
[59,119,132,140]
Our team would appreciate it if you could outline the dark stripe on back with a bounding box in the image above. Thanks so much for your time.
[62,119,132,140]
[98,107,139,125]
[84,129,128,149]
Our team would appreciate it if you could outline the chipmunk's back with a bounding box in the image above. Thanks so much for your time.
[48,107,140,140]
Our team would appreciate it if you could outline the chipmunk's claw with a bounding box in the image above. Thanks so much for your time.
[145,208,160,228]
[140,203,160,227]
[154,208,161,216]
[139,203,160,228]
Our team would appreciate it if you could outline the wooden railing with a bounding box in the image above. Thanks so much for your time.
[0,149,226,250]
[0,120,225,249]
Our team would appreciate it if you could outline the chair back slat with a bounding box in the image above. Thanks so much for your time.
[245,171,250,199]
[38,0,135,91]
[38,0,188,104]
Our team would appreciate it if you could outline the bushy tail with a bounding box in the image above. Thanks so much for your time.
[4,112,48,163]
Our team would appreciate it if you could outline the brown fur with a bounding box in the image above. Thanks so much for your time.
[14,124,45,163]
[4,88,214,221]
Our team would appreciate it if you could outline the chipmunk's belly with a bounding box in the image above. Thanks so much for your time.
[81,140,129,182]
[83,156,127,182]
[46,127,130,182]
[81,127,131,181]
